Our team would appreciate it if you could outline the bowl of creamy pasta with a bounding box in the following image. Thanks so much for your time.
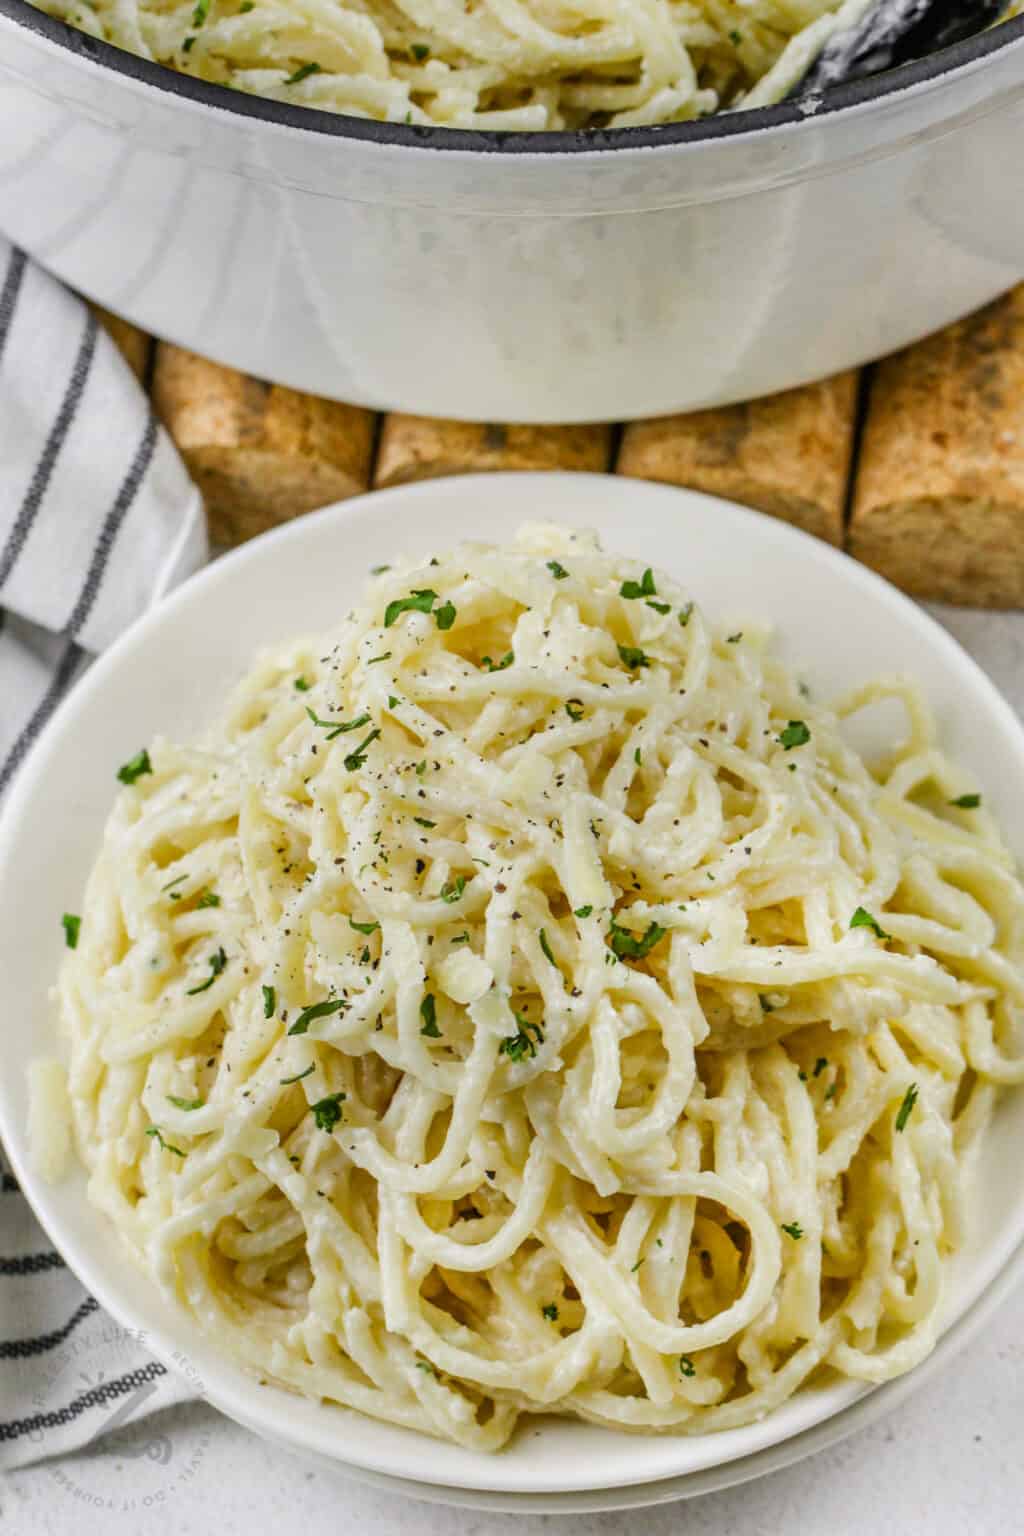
[1,474,1023,1506]
[18,0,1004,133]
[1,1,1023,419]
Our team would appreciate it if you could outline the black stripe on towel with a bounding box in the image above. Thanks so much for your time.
[0,638,85,796]
[0,245,27,365]
[65,412,159,638]
[0,308,98,594]
[0,1361,168,1444]
[0,413,161,795]
[0,1252,67,1277]
[0,1297,100,1360]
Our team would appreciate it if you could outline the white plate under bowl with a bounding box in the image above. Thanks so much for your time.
[2,473,1023,1501]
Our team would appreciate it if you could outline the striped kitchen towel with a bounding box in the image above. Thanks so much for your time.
[0,238,206,1469]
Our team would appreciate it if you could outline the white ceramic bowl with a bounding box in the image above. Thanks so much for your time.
[1,8,1024,421]
[2,473,1023,1501]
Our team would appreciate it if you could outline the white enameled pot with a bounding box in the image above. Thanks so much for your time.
[2,8,1023,422]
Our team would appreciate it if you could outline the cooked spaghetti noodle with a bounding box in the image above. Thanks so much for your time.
[51,522,1024,1449]
[35,0,876,129]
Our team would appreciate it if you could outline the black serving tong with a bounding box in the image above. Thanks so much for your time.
[790,0,1013,97]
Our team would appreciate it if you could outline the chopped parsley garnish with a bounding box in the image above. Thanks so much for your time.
[182,33,196,50]
[262,984,276,1018]
[413,817,436,829]
[630,1257,645,1273]
[185,946,227,995]
[410,41,429,59]
[679,1355,696,1378]
[616,644,650,670]
[729,28,741,43]
[850,906,890,940]
[538,928,557,967]
[285,61,322,84]
[117,749,152,785]
[565,698,584,721]
[450,932,470,945]
[280,1064,314,1085]
[349,916,380,935]
[482,652,514,672]
[419,995,441,1037]
[646,600,671,615]
[61,913,80,949]
[950,793,981,809]
[146,1126,185,1157]
[192,0,209,24]
[726,632,743,644]
[388,695,400,709]
[895,1083,919,1133]
[367,653,392,665]
[620,568,656,600]
[435,600,457,631]
[196,890,220,909]
[547,560,569,580]
[167,1094,204,1111]
[371,563,391,575]
[415,760,427,776]
[306,706,371,741]
[384,588,437,627]
[759,994,774,1012]
[343,728,381,772]
[288,998,347,1035]
[310,1092,345,1132]
[778,720,810,750]
[608,917,666,961]
[781,1221,804,1240]
[440,876,466,904]
[574,905,593,919]
[162,874,188,893]
[542,1303,559,1322]
[678,603,694,627]
[633,748,641,766]
[293,676,311,692]
[415,1361,438,1377]
[813,1056,828,1077]
[500,1011,544,1062]
[239,2,253,10]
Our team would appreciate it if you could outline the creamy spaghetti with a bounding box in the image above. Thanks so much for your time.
[51,523,1024,1451]
[35,0,877,130]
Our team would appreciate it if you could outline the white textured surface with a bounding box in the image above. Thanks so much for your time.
[5,602,1024,1533]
